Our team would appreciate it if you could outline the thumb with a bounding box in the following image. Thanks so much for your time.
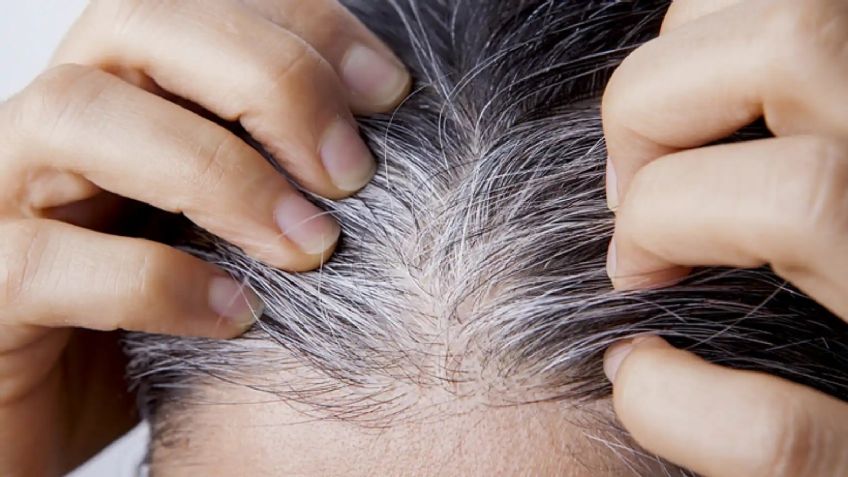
[604,336,848,477]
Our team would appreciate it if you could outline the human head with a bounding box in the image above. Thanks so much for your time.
[127,1,848,475]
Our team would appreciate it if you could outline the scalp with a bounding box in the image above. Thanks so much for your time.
[125,1,848,474]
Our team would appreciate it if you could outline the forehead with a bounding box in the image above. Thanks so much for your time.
[149,381,635,476]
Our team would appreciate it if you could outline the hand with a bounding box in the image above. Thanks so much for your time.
[0,0,409,475]
[602,0,848,476]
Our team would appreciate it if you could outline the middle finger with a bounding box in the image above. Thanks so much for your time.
[56,0,379,198]
[610,135,848,318]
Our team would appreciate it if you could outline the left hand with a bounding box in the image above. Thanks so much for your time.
[601,0,848,476]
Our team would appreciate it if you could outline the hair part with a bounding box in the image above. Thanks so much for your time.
[125,1,848,474]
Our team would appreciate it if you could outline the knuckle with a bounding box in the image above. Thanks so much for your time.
[187,131,244,194]
[601,60,634,123]
[781,138,848,246]
[626,159,659,198]
[113,244,173,328]
[287,1,349,54]
[617,160,662,224]
[16,64,111,137]
[0,221,47,309]
[258,45,330,103]
[768,0,848,65]
[3,65,80,132]
[759,400,819,477]
[29,64,100,102]
[602,39,656,113]
[261,48,310,93]
[601,42,663,150]
[127,245,211,335]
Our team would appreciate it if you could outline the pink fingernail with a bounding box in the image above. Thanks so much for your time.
[274,194,341,255]
[603,340,635,384]
[320,119,376,192]
[208,276,264,328]
[606,157,619,211]
[604,336,668,383]
[341,44,410,108]
[606,238,618,280]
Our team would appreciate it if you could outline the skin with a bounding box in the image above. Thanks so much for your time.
[0,0,409,475]
[602,0,848,476]
[149,378,643,476]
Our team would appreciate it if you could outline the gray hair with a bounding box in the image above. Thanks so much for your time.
[126,0,848,474]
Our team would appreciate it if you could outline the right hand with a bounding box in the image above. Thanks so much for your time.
[0,1,410,475]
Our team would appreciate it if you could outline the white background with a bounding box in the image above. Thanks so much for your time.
[1,1,86,98]
[1,1,149,476]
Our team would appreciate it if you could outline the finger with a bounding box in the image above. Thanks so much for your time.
[609,136,848,318]
[0,219,263,338]
[605,336,848,477]
[603,0,848,208]
[238,0,411,112]
[56,0,378,198]
[660,0,744,33]
[1,64,340,271]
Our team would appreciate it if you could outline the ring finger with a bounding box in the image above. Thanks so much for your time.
[0,218,262,339]
[1,64,340,271]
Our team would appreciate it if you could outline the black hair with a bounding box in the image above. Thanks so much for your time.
[127,2,848,474]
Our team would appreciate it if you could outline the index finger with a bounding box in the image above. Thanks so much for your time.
[602,0,758,209]
[602,0,848,209]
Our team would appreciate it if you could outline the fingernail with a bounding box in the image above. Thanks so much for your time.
[274,194,341,255]
[606,238,618,280]
[606,158,619,211]
[603,340,635,383]
[604,336,667,383]
[208,276,264,328]
[341,43,410,108]
[320,119,377,192]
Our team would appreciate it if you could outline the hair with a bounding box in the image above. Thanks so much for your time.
[126,0,848,474]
